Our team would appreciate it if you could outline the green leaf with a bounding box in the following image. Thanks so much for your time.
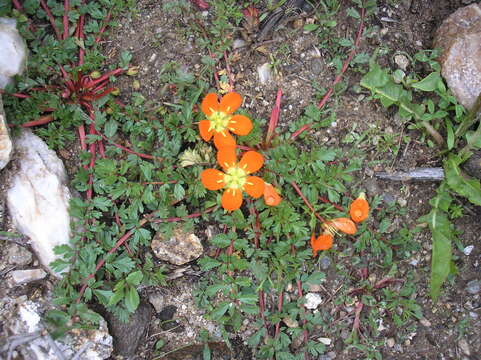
[210,234,231,248]
[444,154,481,206]
[125,286,140,313]
[198,256,221,271]
[126,270,143,286]
[108,288,124,306]
[94,289,114,306]
[210,301,230,320]
[419,183,454,301]
[412,72,442,92]
[203,344,211,360]
[104,119,118,137]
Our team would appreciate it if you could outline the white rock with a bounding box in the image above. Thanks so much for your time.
[233,39,246,49]
[7,300,113,360]
[151,227,203,265]
[257,63,273,85]
[6,129,71,277]
[0,95,12,169]
[318,337,332,345]
[394,54,409,71]
[0,17,27,89]
[7,243,33,265]
[463,245,474,255]
[304,293,323,310]
[8,268,47,286]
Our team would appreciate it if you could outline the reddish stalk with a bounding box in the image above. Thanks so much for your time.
[95,10,112,43]
[290,7,365,140]
[258,289,269,334]
[84,69,124,89]
[12,0,23,11]
[78,125,87,151]
[190,0,209,9]
[265,88,282,147]
[274,290,284,338]
[290,181,326,223]
[77,14,85,65]
[98,133,159,161]
[76,218,148,303]
[62,0,69,40]
[151,206,216,223]
[40,0,61,40]
[352,302,363,333]
[0,90,30,98]
[19,114,54,128]
[86,122,97,200]
[318,196,344,212]
[223,50,234,89]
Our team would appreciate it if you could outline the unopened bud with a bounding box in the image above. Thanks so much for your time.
[90,71,101,79]
[132,80,140,90]
[111,87,120,96]
[127,66,140,76]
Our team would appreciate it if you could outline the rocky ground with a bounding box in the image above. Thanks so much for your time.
[1,0,480,359]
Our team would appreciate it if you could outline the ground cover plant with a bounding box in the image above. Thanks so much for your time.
[1,0,480,359]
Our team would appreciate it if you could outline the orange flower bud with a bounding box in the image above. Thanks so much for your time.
[263,183,281,206]
[311,232,333,256]
[349,193,369,223]
[325,217,357,235]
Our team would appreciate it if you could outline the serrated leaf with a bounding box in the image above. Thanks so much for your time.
[126,270,143,286]
[444,154,481,206]
[198,256,221,271]
[210,301,231,320]
[210,233,230,248]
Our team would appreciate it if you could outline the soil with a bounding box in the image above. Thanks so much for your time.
[1,0,480,359]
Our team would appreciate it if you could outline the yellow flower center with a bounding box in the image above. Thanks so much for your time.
[223,166,247,189]
[208,110,231,132]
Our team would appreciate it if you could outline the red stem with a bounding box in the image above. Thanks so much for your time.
[297,279,310,360]
[290,181,326,223]
[318,196,344,212]
[98,133,158,160]
[85,69,124,89]
[274,290,284,338]
[95,10,112,43]
[77,14,85,65]
[62,0,69,40]
[265,88,282,147]
[40,0,61,40]
[19,114,54,128]
[290,7,365,140]
[78,125,87,151]
[12,0,23,10]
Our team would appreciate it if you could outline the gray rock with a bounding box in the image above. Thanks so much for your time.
[7,243,32,266]
[311,58,323,75]
[0,18,27,89]
[148,292,164,313]
[8,268,47,286]
[458,338,471,356]
[232,39,246,49]
[6,129,72,277]
[320,256,331,270]
[151,227,203,265]
[394,54,409,71]
[434,4,481,110]
[105,300,152,357]
[466,279,480,294]
[463,245,474,256]
[0,95,12,170]
[4,300,112,360]
[304,293,322,310]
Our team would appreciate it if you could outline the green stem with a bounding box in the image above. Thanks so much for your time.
[454,92,481,139]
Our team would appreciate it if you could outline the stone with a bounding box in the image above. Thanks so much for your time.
[419,318,431,327]
[104,300,152,357]
[320,256,331,270]
[158,304,177,321]
[6,129,72,277]
[283,317,299,328]
[387,337,395,347]
[318,337,332,345]
[151,227,203,265]
[463,245,474,255]
[0,95,12,170]
[0,18,27,89]
[304,293,322,310]
[232,39,246,49]
[458,338,471,356]
[433,4,481,110]
[148,292,165,313]
[7,243,32,266]
[8,269,47,286]
[5,300,112,360]
[257,63,273,85]
[394,54,409,71]
[466,279,480,294]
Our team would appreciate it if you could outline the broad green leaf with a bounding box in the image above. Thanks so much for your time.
[412,72,442,92]
[198,256,221,271]
[125,286,140,313]
[419,184,454,301]
[125,270,143,286]
[444,154,481,206]
[210,301,230,320]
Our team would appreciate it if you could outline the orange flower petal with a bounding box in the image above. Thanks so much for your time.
[221,188,243,211]
[213,130,236,149]
[228,114,253,136]
[349,195,369,223]
[264,183,281,206]
[243,176,265,198]
[201,93,219,117]
[201,169,225,190]
[311,233,334,256]
[219,92,242,114]
[217,146,237,171]
[239,151,264,174]
[199,120,213,141]
[326,217,357,235]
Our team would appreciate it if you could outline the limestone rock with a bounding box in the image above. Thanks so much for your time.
[434,4,481,110]
[0,17,27,89]
[7,243,33,266]
[257,63,273,85]
[0,95,12,170]
[151,227,203,265]
[304,293,323,310]
[5,300,113,360]
[6,129,71,277]
[8,269,47,286]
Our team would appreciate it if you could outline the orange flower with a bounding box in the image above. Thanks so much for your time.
[263,183,281,206]
[199,92,253,149]
[201,147,264,211]
[311,232,334,256]
[324,217,357,235]
[349,193,369,223]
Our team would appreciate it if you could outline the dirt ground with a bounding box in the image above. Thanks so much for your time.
[1,0,480,359]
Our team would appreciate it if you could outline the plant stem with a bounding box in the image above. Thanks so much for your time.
[20,114,54,127]
[290,181,326,223]
[98,132,160,161]
[95,10,112,43]
[40,0,61,40]
[62,0,69,40]
[265,88,282,148]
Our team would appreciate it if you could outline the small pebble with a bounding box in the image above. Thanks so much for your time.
[283,317,299,328]
[458,339,471,356]
[320,256,331,270]
[257,63,273,85]
[318,337,332,345]
[304,293,323,310]
[419,318,431,327]
[232,39,246,49]
[463,245,474,256]
[8,269,47,286]
[394,54,409,71]
[309,284,322,292]
[387,338,395,347]
[466,280,480,294]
